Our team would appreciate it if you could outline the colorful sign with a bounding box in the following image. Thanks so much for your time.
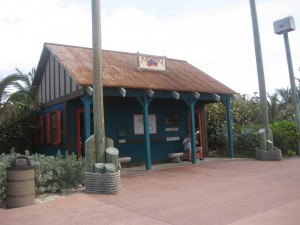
[137,53,166,72]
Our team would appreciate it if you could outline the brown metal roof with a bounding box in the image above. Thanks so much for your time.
[43,42,236,94]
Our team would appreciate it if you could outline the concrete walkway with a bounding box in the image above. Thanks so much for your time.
[1,158,300,225]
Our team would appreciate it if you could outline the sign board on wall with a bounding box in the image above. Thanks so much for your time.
[166,137,180,141]
[137,53,166,72]
[134,114,157,135]
[165,127,179,132]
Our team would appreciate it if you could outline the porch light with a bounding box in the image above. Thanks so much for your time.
[85,86,93,96]
[170,90,180,100]
[146,89,155,98]
[231,94,238,101]
[118,87,126,97]
[191,92,200,99]
[211,93,220,101]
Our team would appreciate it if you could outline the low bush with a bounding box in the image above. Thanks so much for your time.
[206,121,299,158]
[271,120,298,155]
[0,150,85,203]
[233,125,259,157]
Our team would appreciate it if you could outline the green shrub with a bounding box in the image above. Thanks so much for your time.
[234,125,259,157]
[0,151,85,203]
[288,150,296,157]
[0,109,33,154]
[271,120,298,155]
[208,126,228,156]
[0,152,17,202]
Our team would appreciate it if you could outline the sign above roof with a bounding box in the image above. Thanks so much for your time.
[137,52,166,72]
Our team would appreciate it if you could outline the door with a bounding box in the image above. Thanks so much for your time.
[187,109,204,157]
[76,108,94,158]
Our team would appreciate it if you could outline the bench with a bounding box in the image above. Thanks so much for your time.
[168,152,188,163]
[118,157,132,163]
[168,147,203,163]
[117,157,132,169]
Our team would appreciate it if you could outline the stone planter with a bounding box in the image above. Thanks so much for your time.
[84,170,121,194]
[255,149,282,161]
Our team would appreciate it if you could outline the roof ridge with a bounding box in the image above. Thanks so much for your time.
[44,42,186,62]
[45,42,92,50]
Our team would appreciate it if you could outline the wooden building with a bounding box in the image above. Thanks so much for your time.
[32,42,236,170]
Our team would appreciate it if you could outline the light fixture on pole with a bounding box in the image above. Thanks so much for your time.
[273,16,300,156]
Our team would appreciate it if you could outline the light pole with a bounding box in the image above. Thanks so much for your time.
[274,16,300,156]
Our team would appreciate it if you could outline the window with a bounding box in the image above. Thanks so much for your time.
[46,110,62,144]
[33,114,44,144]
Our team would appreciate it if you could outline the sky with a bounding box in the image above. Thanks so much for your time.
[0,0,300,95]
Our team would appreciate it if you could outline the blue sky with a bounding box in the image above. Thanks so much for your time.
[1,0,300,95]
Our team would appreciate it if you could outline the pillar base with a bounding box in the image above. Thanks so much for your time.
[255,149,282,161]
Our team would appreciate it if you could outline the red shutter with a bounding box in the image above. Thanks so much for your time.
[56,110,62,144]
[39,115,44,144]
[46,114,51,144]
[32,117,38,144]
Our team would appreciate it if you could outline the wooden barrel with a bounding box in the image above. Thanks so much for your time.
[6,156,35,208]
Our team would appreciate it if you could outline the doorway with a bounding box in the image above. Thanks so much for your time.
[76,108,94,158]
[187,109,204,157]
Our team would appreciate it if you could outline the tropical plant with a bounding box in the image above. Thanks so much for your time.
[271,120,298,155]
[205,93,260,155]
[267,92,279,124]
[0,68,39,122]
[0,68,39,153]
[275,87,294,121]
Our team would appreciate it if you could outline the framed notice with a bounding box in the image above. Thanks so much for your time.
[137,53,166,72]
[134,114,157,135]
[166,137,180,141]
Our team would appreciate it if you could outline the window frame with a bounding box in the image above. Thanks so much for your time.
[33,114,44,144]
[46,110,62,145]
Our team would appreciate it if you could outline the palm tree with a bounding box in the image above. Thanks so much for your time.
[0,69,28,103]
[275,87,294,121]
[0,68,39,122]
[267,92,279,124]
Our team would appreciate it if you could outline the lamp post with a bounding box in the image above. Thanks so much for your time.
[273,16,300,156]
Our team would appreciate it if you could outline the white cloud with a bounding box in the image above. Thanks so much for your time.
[1,0,299,95]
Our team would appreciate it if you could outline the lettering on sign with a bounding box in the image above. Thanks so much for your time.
[166,137,180,142]
[165,127,179,132]
[137,52,166,72]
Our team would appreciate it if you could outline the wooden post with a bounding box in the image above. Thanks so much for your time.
[221,95,234,158]
[92,0,106,163]
[137,94,153,170]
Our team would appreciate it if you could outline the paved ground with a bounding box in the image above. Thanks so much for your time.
[1,158,300,225]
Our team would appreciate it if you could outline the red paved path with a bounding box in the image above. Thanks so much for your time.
[1,158,300,225]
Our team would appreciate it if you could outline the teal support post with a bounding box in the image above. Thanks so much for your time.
[81,92,92,141]
[137,94,153,170]
[184,95,198,164]
[221,95,234,158]
[198,104,206,157]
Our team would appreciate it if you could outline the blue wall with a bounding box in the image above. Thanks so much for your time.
[104,97,189,163]
[34,97,191,163]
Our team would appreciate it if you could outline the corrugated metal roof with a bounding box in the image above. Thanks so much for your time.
[42,42,236,94]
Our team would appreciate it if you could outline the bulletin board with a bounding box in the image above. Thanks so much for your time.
[134,114,157,135]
